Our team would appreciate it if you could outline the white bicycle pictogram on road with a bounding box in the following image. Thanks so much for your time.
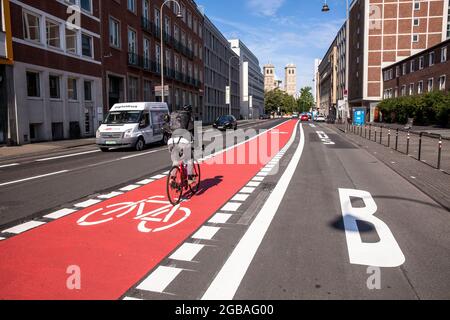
[77,196,191,233]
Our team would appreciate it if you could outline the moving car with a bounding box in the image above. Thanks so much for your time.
[96,102,169,152]
[300,114,309,122]
[213,115,238,131]
[315,114,326,122]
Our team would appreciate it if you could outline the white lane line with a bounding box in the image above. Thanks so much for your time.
[120,184,141,191]
[0,170,69,187]
[151,174,167,180]
[169,243,205,262]
[35,150,100,162]
[247,181,261,187]
[74,199,101,208]
[209,213,233,224]
[44,208,77,220]
[162,171,170,175]
[252,176,265,182]
[240,187,256,194]
[192,226,220,240]
[0,237,6,240]
[222,202,242,212]
[98,191,123,199]
[0,163,19,168]
[136,179,154,185]
[2,221,47,234]
[202,122,303,300]
[261,168,273,173]
[122,297,142,300]
[256,172,269,177]
[137,266,183,293]
[231,194,250,202]
[120,148,167,160]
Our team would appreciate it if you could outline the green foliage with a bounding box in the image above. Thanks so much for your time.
[378,91,450,127]
[297,87,315,113]
[264,87,315,115]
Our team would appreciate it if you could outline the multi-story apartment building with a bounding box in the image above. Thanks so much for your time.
[101,0,204,120]
[0,0,14,145]
[383,38,450,98]
[336,22,348,121]
[203,16,240,123]
[229,39,264,119]
[9,0,103,144]
[314,58,321,110]
[319,39,337,118]
[284,63,297,97]
[263,63,276,92]
[349,0,449,121]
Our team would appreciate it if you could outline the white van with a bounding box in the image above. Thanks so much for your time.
[96,102,169,152]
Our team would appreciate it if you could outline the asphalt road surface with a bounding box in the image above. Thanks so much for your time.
[0,119,449,300]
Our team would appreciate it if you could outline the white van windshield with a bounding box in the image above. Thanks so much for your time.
[104,111,142,124]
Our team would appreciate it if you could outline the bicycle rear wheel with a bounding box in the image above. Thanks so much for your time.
[167,166,183,206]
[189,161,201,194]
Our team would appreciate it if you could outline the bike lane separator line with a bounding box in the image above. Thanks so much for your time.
[74,199,102,208]
[136,266,184,294]
[202,122,304,300]
[192,226,221,241]
[169,243,205,262]
[2,221,47,235]
[0,120,296,300]
[98,191,123,199]
[209,213,233,224]
[44,209,78,220]
[120,185,141,192]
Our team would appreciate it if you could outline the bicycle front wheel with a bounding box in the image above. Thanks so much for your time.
[189,161,201,194]
[167,166,183,206]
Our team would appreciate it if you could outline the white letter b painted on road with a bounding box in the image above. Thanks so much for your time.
[338,189,405,268]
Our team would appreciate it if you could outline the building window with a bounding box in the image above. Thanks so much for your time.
[410,60,415,72]
[419,56,424,69]
[49,75,60,99]
[23,11,41,43]
[418,81,423,94]
[109,17,120,48]
[80,0,92,13]
[396,66,400,78]
[401,85,406,96]
[84,81,92,101]
[81,34,93,57]
[413,18,419,27]
[414,1,420,10]
[143,38,151,69]
[429,52,435,66]
[27,71,40,97]
[143,80,152,101]
[439,75,446,90]
[68,78,78,100]
[127,0,136,13]
[402,63,407,75]
[128,28,137,64]
[155,44,161,73]
[46,20,61,48]
[128,76,138,101]
[409,83,414,95]
[413,34,419,43]
[441,47,447,62]
[428,78,434,92]
[154,8,161,30]
[66,28,78,54]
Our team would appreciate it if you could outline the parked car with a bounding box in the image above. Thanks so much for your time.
[259,114,270,120]
[315,114,326,122]
[213,115,238,131]
[96,102,169,152]
[300,114,309,122]
[291,113,300,119]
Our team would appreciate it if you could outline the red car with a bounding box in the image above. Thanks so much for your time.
[300,114,309,122]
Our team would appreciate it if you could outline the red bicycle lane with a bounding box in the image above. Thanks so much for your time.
[0,120,297,300]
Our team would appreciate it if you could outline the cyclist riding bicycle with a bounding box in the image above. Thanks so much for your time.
[164,105,196,185]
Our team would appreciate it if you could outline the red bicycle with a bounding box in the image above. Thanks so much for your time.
[166,152,201,206]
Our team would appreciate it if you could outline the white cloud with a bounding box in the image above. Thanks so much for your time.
[246,0,285,17]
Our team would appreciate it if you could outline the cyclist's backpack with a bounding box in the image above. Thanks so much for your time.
[169,111,190,132]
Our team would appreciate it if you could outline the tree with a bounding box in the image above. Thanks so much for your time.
[297,87,315,113]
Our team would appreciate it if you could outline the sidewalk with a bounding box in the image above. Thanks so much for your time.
[368,122,450,139]
[329,124,450,212]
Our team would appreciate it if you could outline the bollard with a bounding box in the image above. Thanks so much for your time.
[380,126,383,144]
[374,128,377,142]
[418,133,423,161]
[388,129,391,147]
[407,131,410,155]
[369,126,372,140]
[395,129,399,151]
[437,136,442,170]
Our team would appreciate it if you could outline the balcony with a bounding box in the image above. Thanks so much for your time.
[141,16,152,34]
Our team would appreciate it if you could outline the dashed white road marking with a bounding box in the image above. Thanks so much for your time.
[74,199,101,208]
[120,184,141,191]
[192,226,220,240]
[136,179,155,185]
[137,266,183,293]
[44,208,77,220]
[260,168,273,173]
[0,237,6,241]
[0,170,69,187]
[256,172,269,177]
[169,243,205,262]
[222,202,242,212]
[151,174,167,180]
[247,181,261,187]
[122,297,143,300]
[120,148,167,160]
[252,176,265,182]
[240,187,256,194]
[202,122,303,300]
[231,194,250,202]
[98,191,123,199]
[0,163,19,168]
[2,221,47,235]
[35,150,100,162]
[209,213,233,224]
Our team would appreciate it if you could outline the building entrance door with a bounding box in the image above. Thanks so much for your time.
[84,107,94,136]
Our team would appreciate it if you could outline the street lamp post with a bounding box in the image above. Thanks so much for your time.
[160,0,183,105]
[228,55,240,116]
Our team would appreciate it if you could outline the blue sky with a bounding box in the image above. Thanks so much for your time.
[197,0,348,91]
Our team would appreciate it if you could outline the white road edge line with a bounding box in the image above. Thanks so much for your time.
[0,170,69,187]
[202,122,304,300]
[0,163,19,168]
[35,150,100,162]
